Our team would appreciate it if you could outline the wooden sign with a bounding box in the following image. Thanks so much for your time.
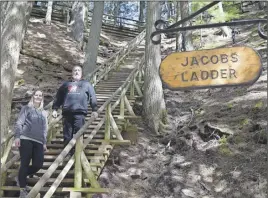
[160,46,262,90]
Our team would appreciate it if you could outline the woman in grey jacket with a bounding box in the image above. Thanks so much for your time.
[14,90,48,198]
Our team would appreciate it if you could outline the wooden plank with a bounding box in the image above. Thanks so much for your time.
[1,186,110,193]
[124,96,136,116]
[14,161,102,168]
[91,139,131,145]
[44,149,110,155]
[71,192,82,198]
[104,104,111,140]
[119,89,126,119]
[133,79,143,96]
[109,113,123,140]
[7,169,98,175]
[43,155,106,161]
[81,151,100,188]
[74,137,83,190]
[46,143,101,149]
[1,154,20,172]
[62,188,110,193]
[1,137,14,167]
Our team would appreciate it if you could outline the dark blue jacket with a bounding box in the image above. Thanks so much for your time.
[52,80,97,114]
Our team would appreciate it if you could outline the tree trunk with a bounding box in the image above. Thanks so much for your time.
[139,1,145,30]
[45,1,53,25]
[169,2,173,18]
[113,1,121,26]
[1,2,32,139]
[180,1,194,51]
[83,1,104,75]
[175,1,181,51]
[143,1,167,135]
[21,3,32,50]
[218,2,231,38]
[166,2,170,20]
[69,1,86,45]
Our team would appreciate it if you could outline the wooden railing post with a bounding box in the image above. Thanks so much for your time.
[74,137,83,198]
[0,136,13,195]
[119,89,126,120]
[129,81,135,99]
[124,95,136,116]
[93,75,97,86]
[104,103,111,140]
[138,70,142,83]
[104,66,109,80]
[133,78,143,97]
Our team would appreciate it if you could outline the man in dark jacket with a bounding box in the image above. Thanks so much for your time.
[52,66,98,154]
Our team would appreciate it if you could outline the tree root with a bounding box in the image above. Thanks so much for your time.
[159,121,172,134]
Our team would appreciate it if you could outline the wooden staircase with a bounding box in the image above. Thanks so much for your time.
[1,29,146,197]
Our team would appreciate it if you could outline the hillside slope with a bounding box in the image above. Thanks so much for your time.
[98,10,267,198]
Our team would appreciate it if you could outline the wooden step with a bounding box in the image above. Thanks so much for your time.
[43,155,106,162]
[43,149,110,155]
[46,143,102,149]
[1,186,109,194]
[7,168,99,176]
[13,161,103,169]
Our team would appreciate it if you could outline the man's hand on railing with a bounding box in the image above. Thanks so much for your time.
[43,144,48,152]
[91,111,98,119]
[52,110,58,118]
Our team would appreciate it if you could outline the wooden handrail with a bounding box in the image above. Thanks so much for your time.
[84,29,145,84]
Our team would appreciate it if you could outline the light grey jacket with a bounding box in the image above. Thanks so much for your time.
[14,105,48,144]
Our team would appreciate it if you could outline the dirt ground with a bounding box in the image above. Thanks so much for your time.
[95,12,267,198]
[10,11,267,198]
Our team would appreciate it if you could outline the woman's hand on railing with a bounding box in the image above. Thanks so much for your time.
[14,138,20,147]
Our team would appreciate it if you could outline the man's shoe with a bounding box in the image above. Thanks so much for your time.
[19,188,28,198]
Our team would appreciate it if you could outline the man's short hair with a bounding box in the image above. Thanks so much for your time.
[72,65,82,72]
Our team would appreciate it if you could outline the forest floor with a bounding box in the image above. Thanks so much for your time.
[10,10,267,198]
[96,10,267,198]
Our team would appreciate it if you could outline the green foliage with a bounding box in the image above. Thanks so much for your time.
[18,79,25,85]
[219,144,233,156]
[191,2,208,13]
[191,2,240,24]
[219,135,233,156]
[219,135,227,145]
[240,118,250,126]
[227,103,233,109]
[254,101,263,109]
